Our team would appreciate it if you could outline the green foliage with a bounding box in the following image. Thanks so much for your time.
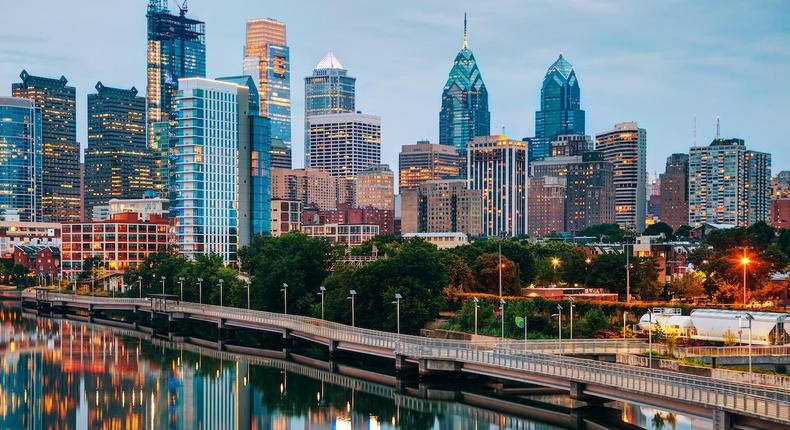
[0,259,34,288]
[643,222,674,240]
[578,223,625,242]
[674,225,692,240]
[440,253,474,308]
[473,253,520,295]
[579,308,609,337]
[77,256,103,281]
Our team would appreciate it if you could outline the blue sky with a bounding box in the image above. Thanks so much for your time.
[1,0,788,182]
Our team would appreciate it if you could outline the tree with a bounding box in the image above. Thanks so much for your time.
[632,256,662,301]
[440,253,474,307]
[669,272,705,302]
[675,225,693,240]
[578,223,625,242]
[643,222,674,240]
[473,253,520,295]
[586,253,627,296]
[579,308,609,337]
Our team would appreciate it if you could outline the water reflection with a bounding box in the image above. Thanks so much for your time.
[1,305,711,429]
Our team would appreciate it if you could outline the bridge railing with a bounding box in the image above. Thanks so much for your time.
[675,345,790,358]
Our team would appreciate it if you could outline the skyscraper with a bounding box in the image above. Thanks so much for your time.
[304,52,356,166]
[467,135,527,237]
[401,179,482,236]
[84,82,153,215]
[12,70,80,222]
[398,140,463,191]
[689,138,771,227]
[0,97,41,222]
[172,78,252,263]
[270,168,350,211]
[532,54,585,161]
[146,0,206,192]
[595,122,647,232]
[566,151,615,233]
[354,164,394,210]
[527,176,566,237]
[439,15,490,157]
[659,153,689,229]
[243,18,291,167]
[306,113,381,182]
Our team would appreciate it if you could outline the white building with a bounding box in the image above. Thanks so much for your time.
[595,122,647,232]
[306,112,381,181]
[403,232,469,249]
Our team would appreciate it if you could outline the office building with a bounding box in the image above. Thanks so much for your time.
[271,168,350,211]
[12,70,80,222]
[771,199,790,229]
[354,164,394,210]
[530,155,580,179]
[303,203,394,236]
[439,15,490,156]
[527,176,566,237]
[689,138,771,227]
[243,18,291,166]
[595,122,647,232]
[532,55,585,161]
[306,113,381,181]
[659,153,689,229]
[146,0,206,191]
[84,83,153,215]
[398,140,462,191]
[0,97,41,222]
[270,198,302,237]
[467,135,527,237]
[400,179,482,237]
[304,52,356,166]
[550,134,592,157]
[566,151,615,233]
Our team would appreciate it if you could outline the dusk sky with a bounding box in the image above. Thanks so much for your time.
[1,0,788,182]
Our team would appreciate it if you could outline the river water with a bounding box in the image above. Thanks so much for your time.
[0,302,712,429]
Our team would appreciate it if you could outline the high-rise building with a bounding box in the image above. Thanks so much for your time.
[659,153,689,229]
[354,164,394,210]
[146,0,206,192]
[243,18,291,167]
[271,168,350,211]
[304,52,356,166]
[527,176,566,237]
[306,113,381,183]
[467,135,527,237]
[689,138,771,227]
[439,15,490,157]
[12,70,80,223]
[172,78,253,263]
[400,179,482,237]
[550,134,592,157]
[84,83,153,215]
[0,97,41,222]
[398,140,462,191]
[530,155,580,179]
[565,151,615,233]
[595,122,647,232]
[531,55,585,161]
[770,198,790,229]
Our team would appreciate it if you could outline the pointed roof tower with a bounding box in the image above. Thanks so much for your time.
[546,53,574,79]
[315,51,345,70]
[463,13,469,50]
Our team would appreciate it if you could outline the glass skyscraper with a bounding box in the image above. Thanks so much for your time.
[0,97,41,221]
[12,70,80,222]
[84,82,153,215]
[532,54,585,161]
[146,0,206,192]
[243,18,291,168]
[304,52,356,167]
[439,15,490,157]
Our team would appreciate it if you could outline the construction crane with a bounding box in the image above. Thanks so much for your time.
[176,0,188,16]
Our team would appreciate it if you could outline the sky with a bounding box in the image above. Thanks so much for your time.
[1,0,788,185]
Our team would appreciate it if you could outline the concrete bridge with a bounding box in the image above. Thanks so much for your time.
[22,291,790,429]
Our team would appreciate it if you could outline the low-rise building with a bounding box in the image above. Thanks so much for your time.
[0,221,61,257]
[402,232,469,249]
[303,203,394,235]
[13,245,60,277]
[271,198,302,237]
[302,223,379,247]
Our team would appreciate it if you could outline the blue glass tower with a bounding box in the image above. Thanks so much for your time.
[532,54,585,161]
[439,15,490,157]
[0,97,41,221]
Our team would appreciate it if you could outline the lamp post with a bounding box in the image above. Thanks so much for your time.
[473,297,480,336]
[568,297,575,340]
[551,257,560,284]
[197,278,203,304]
[393,293,402,335]
[178,277,184,301]
[245,280,251,309]
[737,313,754,384]
[647,309,654,369]
[318,286,326,320]
[219,279,224,307]
[137,276,143,299]
[623,311,628,339]
[161,276,166,295]
[498,231,508,340]
[740,253,751,306]
[499,299,505,340]
[347,290,357,327]
[552,304,563,355]
[624,235,632,302]
[281,283,288,314]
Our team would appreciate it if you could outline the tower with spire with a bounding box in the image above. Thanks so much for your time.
[439,14,490,159]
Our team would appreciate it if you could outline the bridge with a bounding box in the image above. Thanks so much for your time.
[22,291,790,429]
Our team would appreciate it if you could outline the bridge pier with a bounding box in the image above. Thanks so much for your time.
[568,381,606,404]
[418,359,462,377]
[712,409,732,430]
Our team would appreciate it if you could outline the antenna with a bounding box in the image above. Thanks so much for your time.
[501,125,506,135]
[715,116,720,140]
[463,13,468,50]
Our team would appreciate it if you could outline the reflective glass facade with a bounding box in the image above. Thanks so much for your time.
[439,17,490,157]
[12,71,80,222]
[0,97,41,221]
[532,55,585,161]
[84,83,153,215]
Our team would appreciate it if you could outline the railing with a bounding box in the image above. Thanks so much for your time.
[676,345,790,358]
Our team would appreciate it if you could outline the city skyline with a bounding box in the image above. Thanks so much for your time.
[1,1,787,189]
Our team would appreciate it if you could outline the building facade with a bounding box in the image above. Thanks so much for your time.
[303,203,394,236]
[0,97,41,222]
[659,153,689,229]
[0,221,61,258]
[595,122,647,232]
[400,179,482,237]
[107,196,169,221]
[398,140,462,191]
[12,71,80,223]
[550,134,592,157]
[771,199,790,229]
[527,176,566,237]
[304,52,356,166]
[271,168,350,210]
[13,246,60,277]
[689,138,771,227]
[439,15,490,157]
[532,55,585,161]
[146,0,206,191]
[306,113,381,181]
[354,164,394,210]
[270,198,302,237]
[302,223,379,247]
[566,151,615,233]
[243,18,291,166]
[467,135,527,237]
[84,83,153,215]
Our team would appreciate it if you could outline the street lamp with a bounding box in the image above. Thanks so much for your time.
[498,231,508,340]
[624,235,632,303]
[551,257,561,274]
[161,276,166,295]
[737,313,754,384]
[472,297,480,336]
[647,309,654,369]
[245,281,251,309]
[318,286,326,320]
[623,311,628,339]
[281,283,288,314]
[740,254,751,306]
[552,304,563,355]
[197,278,203,304]
[393,293,402,335]
[219,279,224,307]
[568,297,575,340]
[137,276,143,299]
[499,299,505,340]
[347,290,357,327]
[178,277,185,301]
